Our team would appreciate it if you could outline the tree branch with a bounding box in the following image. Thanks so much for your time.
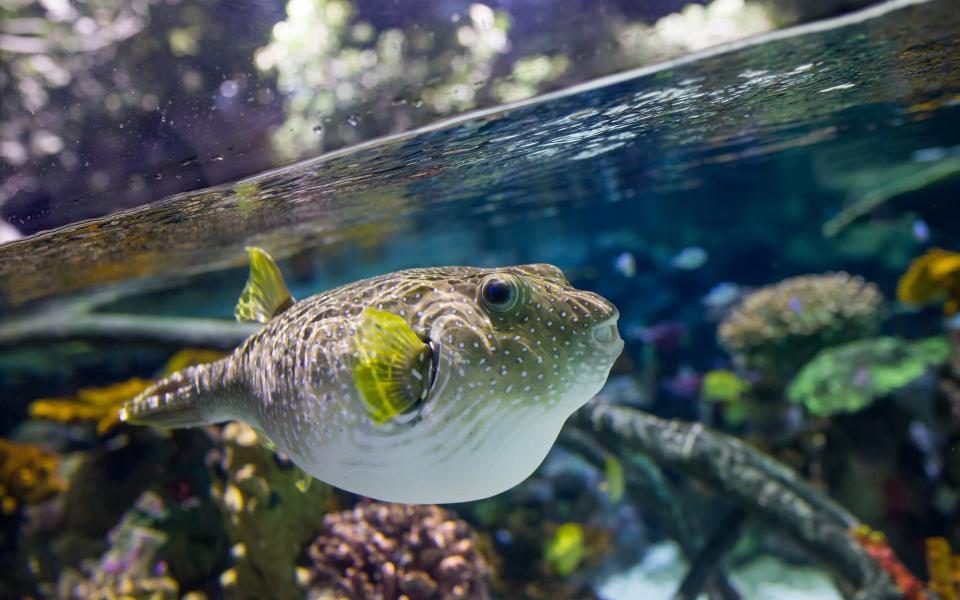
[559,428,741,600]
[572,402,903,600]
[672,508,745,600]
[0,312,258,350]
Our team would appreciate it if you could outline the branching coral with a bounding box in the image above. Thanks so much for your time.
[717,272,885,381]
[28,349,225,434]
[306,500,490,600]
[897,248,960,314]
[787,337,950,417]
[0,438,66,514]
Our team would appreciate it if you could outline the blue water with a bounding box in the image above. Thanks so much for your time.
[1,0,960,597]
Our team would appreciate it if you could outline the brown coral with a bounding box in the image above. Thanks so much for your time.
[0,438,66,514]
[306,501,490,600]
[898,248,960,314]
[717,272,884,380]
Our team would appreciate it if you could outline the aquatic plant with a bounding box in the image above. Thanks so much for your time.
[717,272,885,381]
[28,349,225,434]
[851,525,927,600]
[56,491,180,600]
[787,337,950,417]
[206,422,333,600]
[897,248,960,314]
[0,438,66,515]
[822,157,960,238]
[926,537,960,600]
[306,500,490,600]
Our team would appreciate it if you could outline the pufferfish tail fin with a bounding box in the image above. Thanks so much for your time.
[120,359,237,428]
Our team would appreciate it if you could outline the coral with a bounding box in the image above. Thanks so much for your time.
[56,491,180,599]
[544,523,585,577]
[306,500,490,600]
[700,369,750,403]
[0,438,66,514]
[206,422,333,600]
[28,349,225,434]
[787,337,949,417]
[717,272,885,381]
[926,537,960,600]
[851,525,927,600]
[897,248,960,314]
[30,378,152,435]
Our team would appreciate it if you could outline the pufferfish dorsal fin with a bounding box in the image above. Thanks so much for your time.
[234,247,295,323]
[354,308,433,426]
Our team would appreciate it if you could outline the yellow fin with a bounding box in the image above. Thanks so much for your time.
[354,308,432,426]
[234,247,294,323]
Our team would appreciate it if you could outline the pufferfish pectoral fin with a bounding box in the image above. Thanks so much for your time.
[234,247,295,323]
[354,308,434,426]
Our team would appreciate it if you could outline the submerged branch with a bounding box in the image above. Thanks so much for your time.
[673,508,746,600]
[559,428,742,600]
[0,312,259,350]
[572,403,903,600]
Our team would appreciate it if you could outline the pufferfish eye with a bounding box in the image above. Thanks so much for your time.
[480,276,519,311]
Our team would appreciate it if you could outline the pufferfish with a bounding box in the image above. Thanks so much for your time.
[121,248,623,503]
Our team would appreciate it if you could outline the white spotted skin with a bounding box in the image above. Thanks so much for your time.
[137,264,624,504]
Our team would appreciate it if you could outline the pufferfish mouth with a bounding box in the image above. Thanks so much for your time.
[591,315,623,348]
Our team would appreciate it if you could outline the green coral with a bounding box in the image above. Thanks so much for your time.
[787,337,950,416]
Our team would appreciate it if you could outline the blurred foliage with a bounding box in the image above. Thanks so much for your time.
[255,0,778,161]
[787,336,950,417]
[0,0,831,234]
